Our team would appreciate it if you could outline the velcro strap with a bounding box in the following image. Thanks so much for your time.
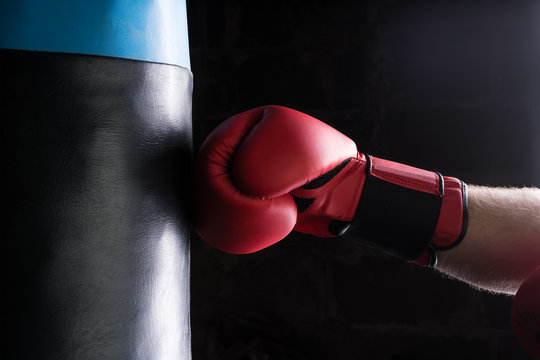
[346,155,443,261]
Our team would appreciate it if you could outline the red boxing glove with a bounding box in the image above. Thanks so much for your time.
[193,105,468,266]
[511,265,540,359]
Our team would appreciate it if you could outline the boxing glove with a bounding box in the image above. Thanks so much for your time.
[511,265,540,359]
[193,105,468,267]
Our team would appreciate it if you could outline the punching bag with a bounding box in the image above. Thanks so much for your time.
[1,1,192,359]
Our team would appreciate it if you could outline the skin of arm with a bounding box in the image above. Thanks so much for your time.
[435,185,540,295]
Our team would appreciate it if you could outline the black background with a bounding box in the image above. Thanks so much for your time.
[187,1,540,359]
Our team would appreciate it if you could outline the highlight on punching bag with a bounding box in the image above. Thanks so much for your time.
[1,1,192,359]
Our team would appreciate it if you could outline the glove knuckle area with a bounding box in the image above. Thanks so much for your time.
[198,106,266,170]
[232,105,357,198]
[193,162,297,254]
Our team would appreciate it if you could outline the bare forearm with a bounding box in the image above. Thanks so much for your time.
[435,185,540,295]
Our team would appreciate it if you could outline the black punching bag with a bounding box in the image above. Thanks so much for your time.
[1,1,192,359]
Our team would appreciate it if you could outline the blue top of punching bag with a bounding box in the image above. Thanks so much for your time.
[0,0,190,69]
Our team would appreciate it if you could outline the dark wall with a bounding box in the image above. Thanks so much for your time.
[187,1,540,359]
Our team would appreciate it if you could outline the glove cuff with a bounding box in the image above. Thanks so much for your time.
[346,155,468,266]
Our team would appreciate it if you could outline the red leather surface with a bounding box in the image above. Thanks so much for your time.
[194,105,466,262]
[232,105,357,198]
[432,176,465,248]
[370,156,441,195]
[193,106,298,254]
[193,105,358,253]
[292,155,367,236]
[512,265,540,359]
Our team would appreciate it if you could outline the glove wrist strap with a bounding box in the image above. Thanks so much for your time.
[346,155,468,267]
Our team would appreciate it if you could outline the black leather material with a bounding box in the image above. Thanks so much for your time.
[347,174,442,262]
[2,49,192,359]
